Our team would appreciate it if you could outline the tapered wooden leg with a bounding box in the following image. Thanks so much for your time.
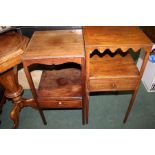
[85,50,90,124]
[81,58,86,125]
[82,102,85,125]
[123,50,150,123]
[123,89,138,123]
[23,62,47,125]
[86,91,89,124]
[86,94,89,124]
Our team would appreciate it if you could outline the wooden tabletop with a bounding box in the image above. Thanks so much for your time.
[0,32,27,64]
[83,26,153,52]
[23,30,85,60]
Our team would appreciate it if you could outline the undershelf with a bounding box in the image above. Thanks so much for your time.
[37,68,82,100]
[90,53,140,79]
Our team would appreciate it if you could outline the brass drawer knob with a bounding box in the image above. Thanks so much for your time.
[112,83,117,89]
[58,101,62,105]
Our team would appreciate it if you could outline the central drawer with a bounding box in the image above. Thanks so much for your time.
[37,99,82,109]
[89,77,139,92]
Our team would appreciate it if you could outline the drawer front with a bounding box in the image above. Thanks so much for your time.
[38,100,82,109]
[89,77,139,92]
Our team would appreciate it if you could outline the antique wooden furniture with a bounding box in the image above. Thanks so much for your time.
[83,26,153,124]
[22,30,86,124]
[0,32,46,128]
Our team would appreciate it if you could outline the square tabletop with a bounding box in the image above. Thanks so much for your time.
[83,26,153,52]
[23,29,85,60]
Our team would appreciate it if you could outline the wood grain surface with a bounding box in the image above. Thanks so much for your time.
[0,32,29,73]
[24,30,85,59]
[83,26,153,53]
[38,68,82,100]
[83,26,153,124]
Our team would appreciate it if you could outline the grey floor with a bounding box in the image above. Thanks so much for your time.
[0,82,155,129]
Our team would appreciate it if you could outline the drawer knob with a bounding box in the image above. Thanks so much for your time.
[112,83,117,88]
[58,101,62,105]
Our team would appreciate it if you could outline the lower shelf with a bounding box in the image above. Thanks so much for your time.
[89,53,140,92]
[37,68,82,108]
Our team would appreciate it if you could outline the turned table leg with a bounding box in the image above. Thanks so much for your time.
[0,67,46,128]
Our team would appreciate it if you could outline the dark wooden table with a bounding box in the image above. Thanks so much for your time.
[83,26,153,124]
[22,30,86,125]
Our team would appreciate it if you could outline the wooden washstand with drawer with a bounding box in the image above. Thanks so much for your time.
[83,26,153,124]
[22,29,86,125]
